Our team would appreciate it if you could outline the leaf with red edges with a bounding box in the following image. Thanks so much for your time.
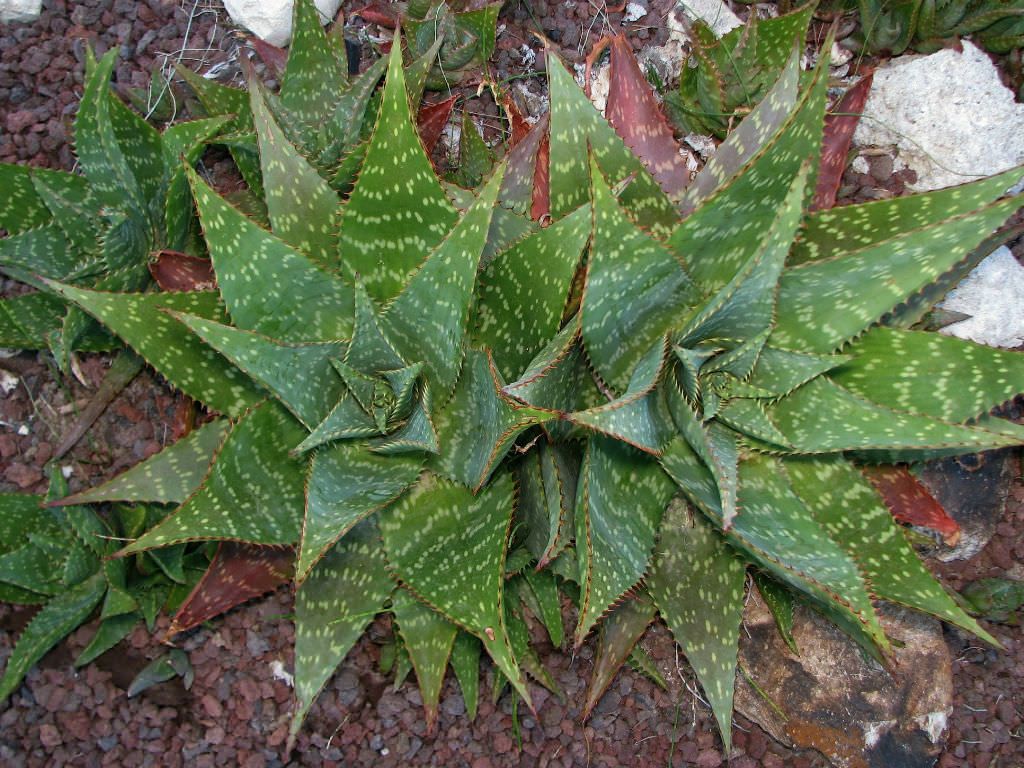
[166,542,294,638]
[862,465,961,546]
[606,35,689,199]
[149,250,216,292]
[354,2,398,28]
[812,73,874,211]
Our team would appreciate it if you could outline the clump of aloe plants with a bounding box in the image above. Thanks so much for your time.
[2,0,1024,753]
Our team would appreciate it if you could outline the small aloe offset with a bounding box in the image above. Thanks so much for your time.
[2,10,1024,755]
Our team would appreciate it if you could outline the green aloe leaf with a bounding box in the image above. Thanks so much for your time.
[752,572,798,655]
[0,293,67,350]
[379,471,531,707]
[0,573,106,701]
[41,283,263,417]
[297,441,421,582]
[392,588,459,732]
[503,315,589,414]
[784,455,997,644]
[53,419,229,506]
[669,49,826,290]
[584,156,699,392]
[28,168,100,255]
[582,594,656,720]
[574,437,675,646]
[474,204,590,381]
[339,33,459,301]
[449,632,481,720]
[187,167,353,342]
[647,499,745,751]
[75,49,146,220]
[106,85,164,227]
[766,377,1024,454]
[315,55,388,169]
[515,442,578,568]
[75,612,138,667]
[432,349,553,490]
[546,50,676,235]
[383,162,506,394]
[279,0,348,131]
[0,164,53,233]
[172,313,346,429]
[291,517,393,742]
[523,568,564,648]
[772,195,1022,353]
[121,401,307,553]
[250,81,339,266]
[569,340,672,455]
[0,225,81,284]
[831,327,1024,423]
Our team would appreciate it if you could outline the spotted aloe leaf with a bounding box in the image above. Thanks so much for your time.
[382,162,506,394]
[167,542,294,637]
[431,349,554,490]
[291,517,393,742]
[278,0,348,132]
[187,167,353,342]
[582,593,656,720]
[392,588,459,733]
[752,572,799,655]
[546,48,677,235]
[648,499,745,750]
[52,419,230,508]
[379,471,531,706]
[297,442,422,583]
[250,81,339,267]
[42,283,263,417]
[583,155,699,392]
[450,632,481,720]
[574,437,675,646]
[515,442,578,569]
[785,455,996,643]
[339,34,459,301]
[121,401,308,553]
[831,327,1024,423]
[473,201,590,381]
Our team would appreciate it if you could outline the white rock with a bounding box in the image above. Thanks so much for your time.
[0,370,17,396]
[623,2,648,23]
[939,247,1024,349]
[0,0,42,23]
[222,0,342,47]
[680,0,742,36]
[853,41,1024,192]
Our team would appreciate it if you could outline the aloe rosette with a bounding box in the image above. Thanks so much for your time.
[7,21,1024,752]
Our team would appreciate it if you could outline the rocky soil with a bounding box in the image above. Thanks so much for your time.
[1,1,1023,766]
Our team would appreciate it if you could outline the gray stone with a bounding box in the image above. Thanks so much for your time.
[222,0,342,47]
[0,0,41,23]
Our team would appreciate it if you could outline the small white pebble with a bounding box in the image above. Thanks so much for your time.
[850,155,871,175]
[17,424,30,436]
[623,2,647,22]
[270,659,294,688]
[380,748,389,756]
[61,465,74,479]
[0,370,18,395]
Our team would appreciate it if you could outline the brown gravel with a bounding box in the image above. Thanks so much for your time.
[2,1,1023,766]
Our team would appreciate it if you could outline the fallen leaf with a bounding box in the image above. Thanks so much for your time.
[149,250,217,292]
[863,465,961,546]
[418,96,458,155]
[812,72,873,211]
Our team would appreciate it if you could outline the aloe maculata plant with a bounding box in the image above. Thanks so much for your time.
[2,14,1024,753]
[0,50,231,365]
[831,0,1024,54]
[664,3,816,139]
[0,468,212,701]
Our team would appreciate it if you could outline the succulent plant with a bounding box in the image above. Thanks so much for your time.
[404,0,503,89]
[0,50,229,364]
[664,3,816,139]
[0,469,210,700]
[2,15,1024,756]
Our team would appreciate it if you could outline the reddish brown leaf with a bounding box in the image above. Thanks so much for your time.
[812,72,874,211]
[250,37,288,79]
[166,543,294,639]
[149,250,217,292]
[606,35,689,199]
[353,3,398,28]
[418,96,458,155]
[863,465,961,546]
[503,97,531,147]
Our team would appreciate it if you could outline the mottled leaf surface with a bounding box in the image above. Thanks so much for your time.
[392,588,458,732]
[122,402,307,552]
[574,438,674,645]
[582,594,656,720]
[648,500,745,750]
